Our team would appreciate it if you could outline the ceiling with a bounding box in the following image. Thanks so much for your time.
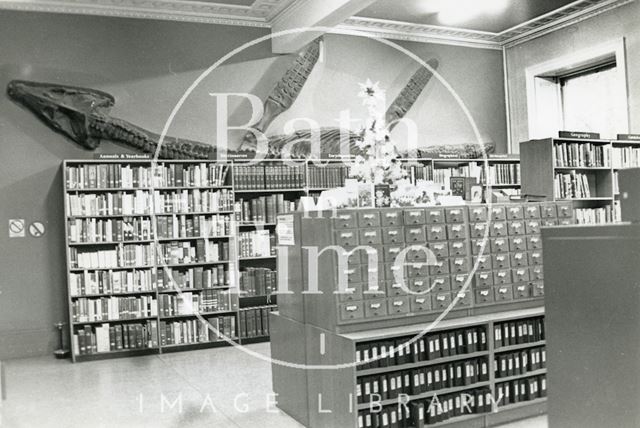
[358,0,580,33]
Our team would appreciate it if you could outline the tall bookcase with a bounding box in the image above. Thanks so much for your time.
[520,137,622,224]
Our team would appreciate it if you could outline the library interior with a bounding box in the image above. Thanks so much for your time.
[1,1,639,427]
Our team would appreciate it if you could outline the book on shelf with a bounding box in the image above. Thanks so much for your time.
[66,164,153,190]
[69,244,155,269]
[71,295,157,322]
[156,241,229,265]
[493,317,544,348]
[612,145,640,169]
[495,374,547,405]
[574,206,616,224]
[67,217,153,243]
[494,347,546,378]
[155,214,232,239]
[553,171,593,199]
[73,320,158,356]
[233,164,305,190]
[554,141,610,167]
[307,164,349,188]
[235,195,297,224]
[159,315,236,346]
[238,305,276,338]
[402,163,433,183]
[158,265,230,290]
[238,230,276,258]
[152,163,229,187]
[69,269,156,296]
[153,189,233,214]
[159,289,236,316]
[66,190,152,216]
[239,267,277,296]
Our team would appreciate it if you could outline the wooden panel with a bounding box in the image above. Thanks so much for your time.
[520,138,554,199]
[543,224,640,428]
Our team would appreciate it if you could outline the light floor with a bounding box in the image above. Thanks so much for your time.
[0,343,547,428]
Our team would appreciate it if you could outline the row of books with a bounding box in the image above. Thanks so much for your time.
[495,374,547,406]
[554,142,610,167]
[357,357,490,404]
[157,266,230,290]
[155,214,232,239]
[71,296,157,322]
[239,267,276,297]
[612,146,640,169]
[69,269,155,297]
[66,191,152,217]
[238,305,275,338]
[156,241,229,265]
[494,317,544,348]
[575,206,616,224]
[152,163,229,187]
[554,172,592,199]
[238,230,276,258]
[307,164,349,188]
[153,189,234,214]
[495,347,546,378]
[66,164,153,190]
[359,387,492,428]
[69,244,154,269]
[67,217,153,243]
[432,166,480,191]
[235,195,297,224]
[233,164,305,189]
[158,291,236,317]
[484,164,520,185]
[159,315,237,346]
[356,326,487,371]
[73,321,158,355]
[403,164,433,183]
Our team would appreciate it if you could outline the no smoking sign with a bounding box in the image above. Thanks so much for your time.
[9,219,25,238]
[29,221,46,238]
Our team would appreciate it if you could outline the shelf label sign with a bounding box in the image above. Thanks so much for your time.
[276,215,295,246]
[28,221,46,238]
[8,219,25,238]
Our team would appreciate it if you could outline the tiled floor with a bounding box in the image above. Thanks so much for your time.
[0,344,547,428]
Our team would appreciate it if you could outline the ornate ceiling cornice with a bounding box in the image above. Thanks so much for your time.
[0,0,634,47]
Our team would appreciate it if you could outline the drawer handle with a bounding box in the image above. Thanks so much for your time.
[393,301,404,307]
[513,223,522,229]
[392,283,401,289]
[370,303,381,309]
[532,253,541,259]
[498,287,509,294]
[345,269,356,274]
[416,298,426,304]
[431,227,442,232]
[455,276,465,282]
[517,285,526,291]
[388,230,398,236]
[456,292,467,298]
[411,263,424,269]
[386,212,398,218]
[515,254,523,260]
[498,272,507,278]
[341,233,353,238]
[453,243,463,249]
[494,224,504,229]
[339,215,351,220]
[367,268,378,273]
[434,261,443,267]
[346,305,358,312]
[452,226,462,232]
[410,229,421,234]
[364,231,376,237]
[433,244,445,250]
[496,239,506,245]
[480,274,489,280]
[429,212,440,217]
[414,281,424,286]
[409,212,421,217]
[390,248,400,254]
[391,266,400,271]
[509,208,519,213]
[514,239,523,244]
[517,269,526,275]
[450,209,461,215]
[437,295,446,301]
[531,237,540,243]
[492,209,502,215]
[473,209,482,215]
[480,290,489,296]
[497,256,505,262]
[454,259,464,266]
[537,284,544,289]
[475,224,484,230]
[434,279,444,285]
[364,214,375,219]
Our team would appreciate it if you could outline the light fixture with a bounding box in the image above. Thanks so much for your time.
[435,0,508,25]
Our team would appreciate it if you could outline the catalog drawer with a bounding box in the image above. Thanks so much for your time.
[384,245,403,263]
[527,235,543,250]
[338,247,364,266]
[508,220,526,236]
[382,227,404,244]
[447,223,467,240]
[426,224,447,241]
[425,208,445,224]
[509,236,527,252]
[493,269,511,285]
[528,250,543,266]
[556,202,573,218]
[429,259,449,275]
[405,247,428,263]
[541,219,557,227]
[540,203,557,218]
[450,257,470,273]
[494,285,514,302]
[430,242,450,258]
[333,213,357,229]
[339,302,364,321]
[433,293,452,310]
[475,271,494,287]
[380,209,403,227]
[524,204,540,219]
[473,255,492,271]
[453,290,473,308]
[450,274,469,291]
[506,205,524,220]
[490,206,506,221]
[530,265,544,281]
[510,251,528,268]
[512,267,530,283]
[358,211,381,227]
[470,222,488,238]
[404,209,426,225]
[359,228,381,246]
[387,296,410,315]
[405,225,427,243]
[531,281,545,297]
[405,262,429,278]
[471,239,488,255]
[337,283,364,303]
[513,283,530,300]
[341,266,362,283]
[334,230,358,246]
[490,221,508,237]
[364,299,388,318]
[410,278,430,294]
[491,237,510,253]
[525,220,541,235]
[383,263,402,281]
[475,287,494,305]
[362,281,386,299]
[410,296,432,312]
[468,206,488,222]
[430,275,451,293]
[492,254,511,269]
[449,240,468,257]
[386,280,407,297]
[445,207,466,223]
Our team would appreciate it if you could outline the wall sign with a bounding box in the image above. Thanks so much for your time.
[276,215,295,246]
[28,221,46,238]
[8,219,25,238]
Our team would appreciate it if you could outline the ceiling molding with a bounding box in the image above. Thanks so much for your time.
[0,0,634,48]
